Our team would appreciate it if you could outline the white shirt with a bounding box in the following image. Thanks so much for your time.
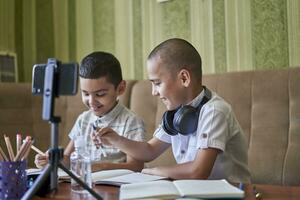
[69,101,146,163]
[155,89,251,183]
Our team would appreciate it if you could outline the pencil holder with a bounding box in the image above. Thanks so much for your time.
[0,160,27,199]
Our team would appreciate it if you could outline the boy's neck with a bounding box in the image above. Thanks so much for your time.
[185,84,204,103]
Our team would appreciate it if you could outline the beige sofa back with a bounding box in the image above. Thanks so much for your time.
[202,68,300,186]
[1,68,299,186]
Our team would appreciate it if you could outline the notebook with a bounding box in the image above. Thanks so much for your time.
[27,168,166,186]
[120,179,244,199]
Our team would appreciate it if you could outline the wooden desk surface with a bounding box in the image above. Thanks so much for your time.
[31,182,300,200]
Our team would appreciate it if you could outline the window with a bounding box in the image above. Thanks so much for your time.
[0,52,18,82]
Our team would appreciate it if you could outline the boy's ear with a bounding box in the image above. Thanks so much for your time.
[117,80,126,95]
[179,68,191,87]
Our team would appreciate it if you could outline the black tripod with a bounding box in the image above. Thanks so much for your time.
[22,59,102,200]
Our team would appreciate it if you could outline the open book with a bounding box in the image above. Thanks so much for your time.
[120,179,244,199]
[27,168,166,186]
[91,169,166,186]
[26,168,73,179]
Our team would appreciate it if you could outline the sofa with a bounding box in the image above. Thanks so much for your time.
[1,67,299,186]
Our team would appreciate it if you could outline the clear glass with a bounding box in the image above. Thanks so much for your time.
[70,148,92,194]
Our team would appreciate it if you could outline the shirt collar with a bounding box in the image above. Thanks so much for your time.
[94,101,123,126]
[187,88,206,107]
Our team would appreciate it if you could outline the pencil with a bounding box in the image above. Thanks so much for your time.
[14,136,31,161]
[16,133,22,152]
[14,141,27,161]
[22,139,33,160]
[0,144,8,161]
[92,124,107,157]
[4,135,15,161]
[31,145,46,156]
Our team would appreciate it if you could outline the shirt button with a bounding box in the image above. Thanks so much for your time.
[201,133,208,138]
[180,150,185,154]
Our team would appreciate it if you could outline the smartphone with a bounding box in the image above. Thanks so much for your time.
[32,62,78,96]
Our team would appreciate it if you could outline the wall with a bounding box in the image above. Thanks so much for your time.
[0,0,299,82]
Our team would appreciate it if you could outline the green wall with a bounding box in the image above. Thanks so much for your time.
[252,0,289,69]
[0,0,299,82]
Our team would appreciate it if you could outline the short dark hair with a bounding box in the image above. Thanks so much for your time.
[79,51,123,87]
[148,38,202,80]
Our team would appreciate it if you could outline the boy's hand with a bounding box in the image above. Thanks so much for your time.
[142,168,157,176]
[34,152,49,169]
[142,167,169,178]
[91,127,102,148]
[92,127,121,147]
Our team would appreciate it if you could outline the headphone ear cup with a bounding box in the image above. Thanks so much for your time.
[162,110,178,136]
[173,105,199,135]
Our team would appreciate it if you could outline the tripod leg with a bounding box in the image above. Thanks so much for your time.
[21,164,52,200]
[58,162,103,200]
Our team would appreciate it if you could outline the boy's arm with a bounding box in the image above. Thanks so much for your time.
[142,147,220,179]
[34,140,74,169]
[92,155,144,172]
[62,140,74,167]
[62,139,144,172]
[96,127,170,162]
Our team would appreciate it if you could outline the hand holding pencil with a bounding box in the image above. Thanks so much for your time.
[34,151,49,169]
[91,124,107,157]
[25,140,48,168]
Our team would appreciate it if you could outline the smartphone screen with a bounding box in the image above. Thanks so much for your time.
[32,62,78,96]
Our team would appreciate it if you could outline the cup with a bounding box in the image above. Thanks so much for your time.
[0,160,27,199]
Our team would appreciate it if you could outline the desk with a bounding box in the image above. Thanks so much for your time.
[31,183,300,200]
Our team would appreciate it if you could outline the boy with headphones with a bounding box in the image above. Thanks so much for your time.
[93,38,251,183]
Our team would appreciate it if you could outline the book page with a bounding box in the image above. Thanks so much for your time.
[120,180,180,200]
[95,172,166,186]
[57,169,134,182]
[26,168,68,178]
[57,169,71,181]
[173,179,244,199]
[92,169,134,181]
[26,168,72,182]
[26,168,42,175]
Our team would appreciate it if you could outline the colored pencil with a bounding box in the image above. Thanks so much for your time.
[4,135,15,161]
[0,144,8,161]
[31,145,46,156]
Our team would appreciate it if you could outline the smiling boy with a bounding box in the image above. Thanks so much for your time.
[94,38,251,183]
[35,51,146,172]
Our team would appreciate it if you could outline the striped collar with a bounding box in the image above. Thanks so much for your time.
[93,101,123,126]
